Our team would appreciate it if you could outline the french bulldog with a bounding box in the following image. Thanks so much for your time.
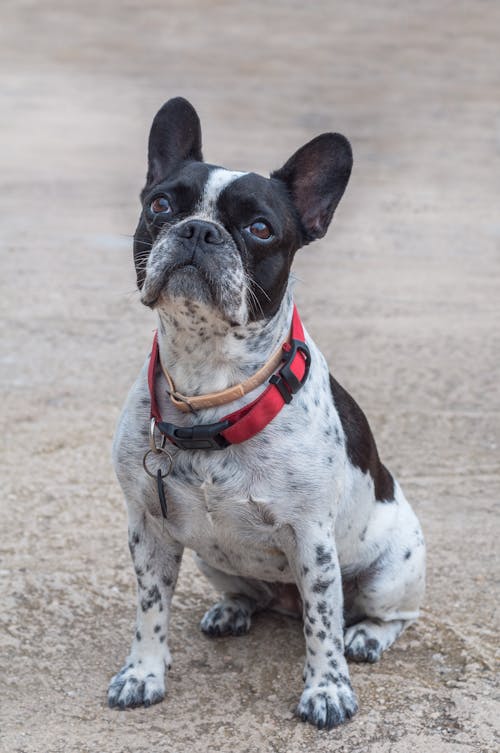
[108,97,425,729]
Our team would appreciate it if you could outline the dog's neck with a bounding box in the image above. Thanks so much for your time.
[156,288,294,397]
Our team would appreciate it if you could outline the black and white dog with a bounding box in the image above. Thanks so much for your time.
[108,97,425,729]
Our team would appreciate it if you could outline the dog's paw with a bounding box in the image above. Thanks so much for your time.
[200,600,252,637]
[107,660,167,709]
[297,682,358,730]
[344,625,383,663]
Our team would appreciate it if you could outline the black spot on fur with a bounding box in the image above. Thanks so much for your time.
[322,672,336,683]
[316,545,332,566]
[136,630,142,641]
[317,600,327,614]
[404,549,412,560]
[141,584,162,612]
[312,578,335,594]
[210,606,223,621]
[316,630,327,641]
[329,374,395,502]
[129,531,141,556]
[154,624,161,633]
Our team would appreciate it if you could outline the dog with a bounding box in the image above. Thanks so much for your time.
[107,97,425,730]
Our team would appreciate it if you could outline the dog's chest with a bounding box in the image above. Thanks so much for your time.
[159,450,294,580]
[114,339,340,582]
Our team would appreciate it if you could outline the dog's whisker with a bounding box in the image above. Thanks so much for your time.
[243,277,265,320]
[250,279,271,303]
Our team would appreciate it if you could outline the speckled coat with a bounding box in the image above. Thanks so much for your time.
[107,97,425,730]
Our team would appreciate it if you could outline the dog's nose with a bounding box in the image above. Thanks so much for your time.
[178,220,224,248]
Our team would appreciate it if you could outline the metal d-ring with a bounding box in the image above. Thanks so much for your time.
[149,417,166,453]
[144,419,172,478]
[142,448,173,479]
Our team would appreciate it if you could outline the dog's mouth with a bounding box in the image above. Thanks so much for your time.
[141,260,213,308]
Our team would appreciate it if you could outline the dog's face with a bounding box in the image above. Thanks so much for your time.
[134,98,353,324]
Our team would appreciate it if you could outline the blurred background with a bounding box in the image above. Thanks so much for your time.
[1,2,498,752]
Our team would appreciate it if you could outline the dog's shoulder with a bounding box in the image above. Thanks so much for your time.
[327,372,394,503]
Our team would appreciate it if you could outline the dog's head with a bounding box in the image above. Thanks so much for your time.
[135,97,352,325]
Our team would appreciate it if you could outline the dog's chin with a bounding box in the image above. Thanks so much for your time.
[162,266,213,305]
[142,265,247,325]
[142,265,214,309]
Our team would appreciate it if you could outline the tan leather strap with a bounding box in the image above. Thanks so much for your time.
[160,340,287,413]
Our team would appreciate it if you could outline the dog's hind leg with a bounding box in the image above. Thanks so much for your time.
[343,504,425,663]
[194,555,276,637]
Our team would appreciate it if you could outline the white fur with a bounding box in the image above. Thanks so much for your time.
[197,168,247,219]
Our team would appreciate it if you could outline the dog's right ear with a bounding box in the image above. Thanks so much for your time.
[142,97,203,196]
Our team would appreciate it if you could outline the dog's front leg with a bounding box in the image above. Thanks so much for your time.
[280,524,358,729]
[108,506,183,709]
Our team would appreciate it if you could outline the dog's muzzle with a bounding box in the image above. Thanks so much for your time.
[142,218,244,316]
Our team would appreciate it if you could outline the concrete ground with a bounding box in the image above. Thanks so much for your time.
[1,1,499,751]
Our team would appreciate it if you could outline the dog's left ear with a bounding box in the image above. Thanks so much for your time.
[271,133,352,243]
[143,97,203,194]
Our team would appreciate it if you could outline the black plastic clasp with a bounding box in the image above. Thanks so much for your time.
[157,419,231,451]
[269,339,311,404]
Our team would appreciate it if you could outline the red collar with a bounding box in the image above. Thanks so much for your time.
[148,305,311,450]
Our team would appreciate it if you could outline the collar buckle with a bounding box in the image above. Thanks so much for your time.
[269,339,311,403]
[157,419,231,451]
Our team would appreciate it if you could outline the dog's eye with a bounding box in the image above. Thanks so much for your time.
[150,196,172,214]
[246,220,273,241]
